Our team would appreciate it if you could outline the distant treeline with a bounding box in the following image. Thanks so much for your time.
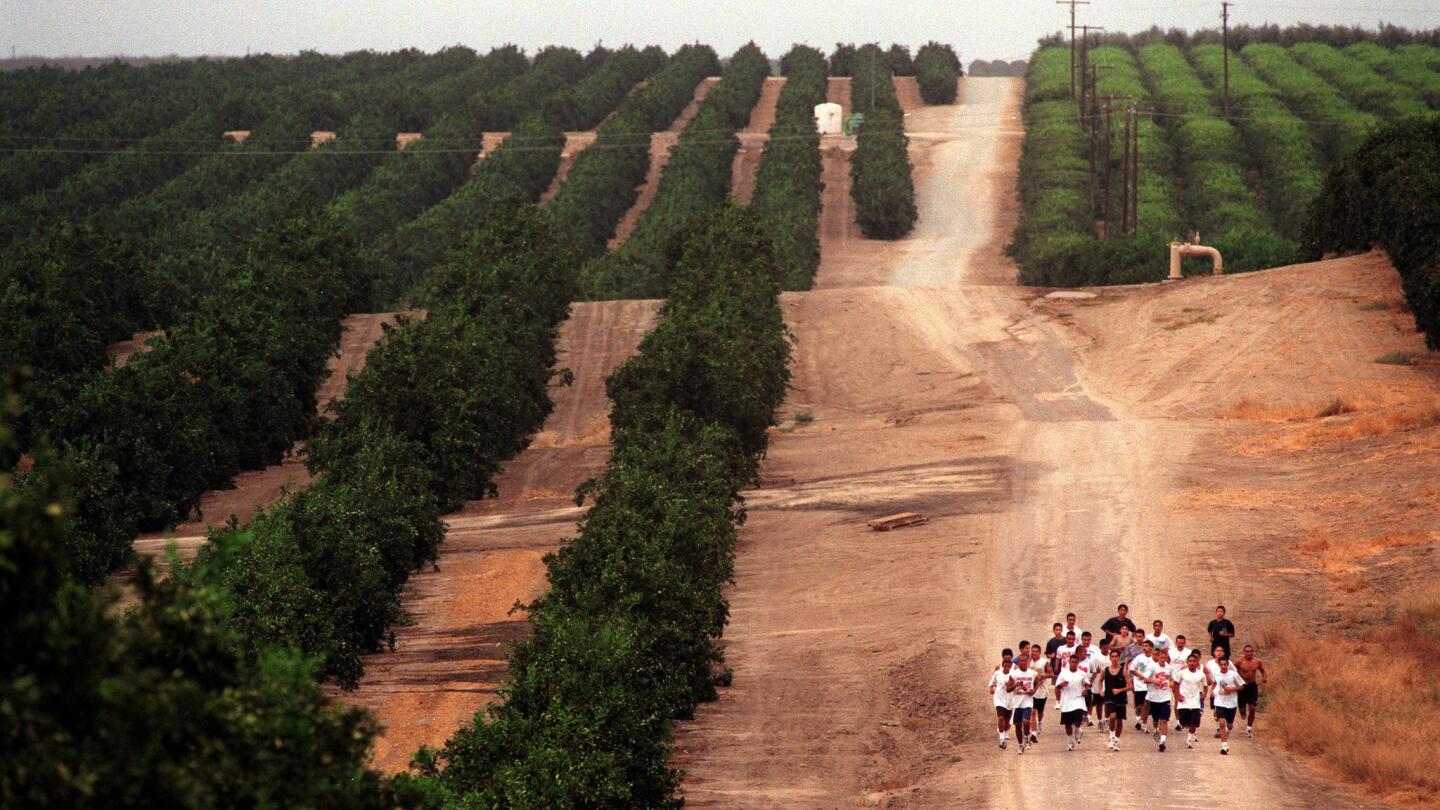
[968,59,1027,77]
[1038,23,1440,51]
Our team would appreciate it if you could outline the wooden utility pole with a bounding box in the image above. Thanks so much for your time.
[1131,108,1141,235]
[1222,2,1233,117]
[1077,24,1105,128]
[1071,25,1104,128]
[1120,108,1131,236]
[1095,94,1131,240]
[1057,0,1091,98]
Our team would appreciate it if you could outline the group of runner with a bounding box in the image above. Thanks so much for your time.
[987,605,1268,756]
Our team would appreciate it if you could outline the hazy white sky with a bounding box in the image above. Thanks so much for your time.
[4,0,1438,63]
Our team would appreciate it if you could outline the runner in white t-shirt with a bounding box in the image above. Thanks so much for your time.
[1140,648,1174,752]
[1170,635,1194,673]
[1129,640,1156,734]
[1054,653,1090,752]
[1212,657,1245,755]
[1032,650,1054,740]
[1062,612,1085,649]
[988,649,1016,749]
[1205,644,1229,738]
[1174,650,1209,749]
[1146,619,1173,654]
[1006,652,1040,755]
[1083,636,1109,727]
[1056,631,1078,673]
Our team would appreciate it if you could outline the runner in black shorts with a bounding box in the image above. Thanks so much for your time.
[1234,644,1267,738]
[1101,647,1131,751]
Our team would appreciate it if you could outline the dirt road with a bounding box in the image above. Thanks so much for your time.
[673,77,1376,807]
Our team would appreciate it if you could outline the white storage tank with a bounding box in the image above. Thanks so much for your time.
[814,102,843,135]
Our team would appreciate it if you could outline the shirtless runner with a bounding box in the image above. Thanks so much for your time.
[1233,644,1268,737]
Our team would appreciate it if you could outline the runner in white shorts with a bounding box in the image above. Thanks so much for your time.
[988,648,1016,749]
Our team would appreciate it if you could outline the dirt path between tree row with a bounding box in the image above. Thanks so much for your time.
[730,76,785,205]
[345,299,660,772]
[672,76,1377,808]
[129,311,405,562]
[608,76,718,249]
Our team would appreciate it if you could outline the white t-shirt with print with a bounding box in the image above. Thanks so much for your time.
[1146,632,1173,652]
[1176,667,1208,710]
[1204,658,1224,684]
[1085,650,1108,693]
[1007,667,1039,710]
[990,668,1015,709]
[1145,661,1174,702]
[1213,669,1244,709]
[1129,654,1154,692]
[1057,644,1078,671]
[1056,668,1089,713]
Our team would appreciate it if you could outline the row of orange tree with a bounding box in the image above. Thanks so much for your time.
[844,42,918,240]
[581,43,771,298]
[420,204,792,806]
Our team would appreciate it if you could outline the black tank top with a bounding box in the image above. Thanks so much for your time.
[1104,665,1128,697]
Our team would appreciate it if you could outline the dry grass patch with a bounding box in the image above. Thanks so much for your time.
[1219,395,1361,422]
[1294,527,1438,573]
[1232,393,1440,454]
[1265,593,1440,802]
[1374,350,1416,365]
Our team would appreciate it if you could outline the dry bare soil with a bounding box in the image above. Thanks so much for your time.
[670,77,1435,808]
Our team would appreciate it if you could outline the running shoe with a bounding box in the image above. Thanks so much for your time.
[1221,743,1229,755]
[1067,741,1074,751]
[1186,734,1194,749]
[999,739,1007,749]
[1244,727,1253,738]
[1159,742,1167,752]
[1135,721,1143,732]
[1086,716,1095,726]
[1030,732,1038,743]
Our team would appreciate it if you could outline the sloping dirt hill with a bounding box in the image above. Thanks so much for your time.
[671,76,1397,808]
